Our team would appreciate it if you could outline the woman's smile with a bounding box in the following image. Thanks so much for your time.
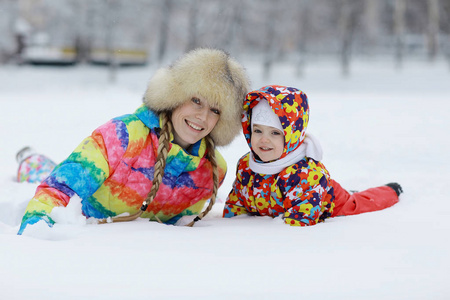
[171,96,220,149]
[185,120,204,131]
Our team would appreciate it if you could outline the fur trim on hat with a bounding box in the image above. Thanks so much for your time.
[143,48,250,146]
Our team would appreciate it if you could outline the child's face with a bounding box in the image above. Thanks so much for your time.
[251,124,284,162]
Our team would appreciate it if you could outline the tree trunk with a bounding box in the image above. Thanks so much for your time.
[263,1,277,79]
[74,0,90,64]
[394,0,406,69]
[186,0,199,52]
[339,0,353,76]
[427,0,440,61]
[364,0,381,56]
[296,0,311,77]
[157,0,172,65]
[105,0,118,83]
[2,0,20,64]
[223,0,243,55]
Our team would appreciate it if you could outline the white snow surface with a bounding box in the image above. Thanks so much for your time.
[1,58,449,299]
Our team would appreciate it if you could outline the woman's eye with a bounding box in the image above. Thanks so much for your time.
[211,108,220,115]
[192,97,201,105]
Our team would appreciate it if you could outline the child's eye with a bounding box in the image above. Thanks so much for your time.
[211,108,220,115]
[191,97,201,105]
[253,129,262,133]
[272,131,282,135]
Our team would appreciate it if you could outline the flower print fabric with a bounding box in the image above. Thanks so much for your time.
[242,86,309,160]
[223,85,335,226]
[19,105,227,234]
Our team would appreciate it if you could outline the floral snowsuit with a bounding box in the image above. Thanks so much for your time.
[223,86,335,226]
[223,85,399,226]
[19,105,226,234]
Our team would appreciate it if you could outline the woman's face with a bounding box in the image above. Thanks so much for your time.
[171,96,220,149]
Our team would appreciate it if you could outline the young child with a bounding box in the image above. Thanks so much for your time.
[223,85,402,226]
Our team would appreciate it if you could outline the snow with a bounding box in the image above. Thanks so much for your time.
[1,58,450,299]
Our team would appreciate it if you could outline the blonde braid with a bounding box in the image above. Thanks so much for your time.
[140,111,172,223]
[97,111,172,224]
[186,135,219,227]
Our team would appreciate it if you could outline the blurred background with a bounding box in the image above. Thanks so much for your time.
[0,0,449,78]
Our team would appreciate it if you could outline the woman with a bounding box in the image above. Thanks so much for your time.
[18,48,250,234]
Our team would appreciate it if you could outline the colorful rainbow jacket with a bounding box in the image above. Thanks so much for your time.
[223,86,335,226]
[19,105,226,234]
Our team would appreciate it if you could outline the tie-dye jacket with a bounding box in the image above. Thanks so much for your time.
[19,105,226,234]
[223,86,335,226]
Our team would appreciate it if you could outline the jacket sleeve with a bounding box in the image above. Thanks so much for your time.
[223,155,250,218]
[18,123,114,234]
[279,163,332,226]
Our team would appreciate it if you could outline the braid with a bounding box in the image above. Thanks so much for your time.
[186,135,219,227]
[97,111,172,224]
[141,111,172,223]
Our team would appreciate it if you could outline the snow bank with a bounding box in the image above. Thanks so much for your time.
[1,59,449,299]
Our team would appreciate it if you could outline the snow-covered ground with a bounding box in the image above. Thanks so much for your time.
[1,57,449,299]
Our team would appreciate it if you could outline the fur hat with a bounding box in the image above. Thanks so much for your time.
[143,48,250,146]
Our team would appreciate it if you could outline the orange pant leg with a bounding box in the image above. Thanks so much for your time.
[331,179,399,217]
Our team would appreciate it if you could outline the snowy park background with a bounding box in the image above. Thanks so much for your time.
[1,57,449,299]
[1,0,450,299]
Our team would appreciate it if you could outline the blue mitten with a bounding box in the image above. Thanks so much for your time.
[18,216,54,237]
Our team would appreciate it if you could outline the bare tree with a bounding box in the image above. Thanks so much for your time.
[105,0,119,82]
[186,0,199,52]
[157,0,172,65]
[394,0,406,68]
[427,0,440,61]
[0,0,21,63]
[262,0,281,79]
[296,0,312,77]
[219,0,244,55]
[72,0,91,64]
[442,0,450,68]
[364,0,381,56]
[339,0,354,76]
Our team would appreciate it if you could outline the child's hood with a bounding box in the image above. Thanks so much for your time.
[242,85,309,159]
